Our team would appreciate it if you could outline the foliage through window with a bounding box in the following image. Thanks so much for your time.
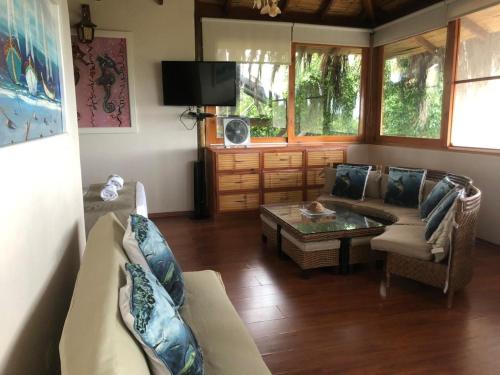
[381,28,447,139]
[294,46,362,137]
[451,4,500,149]
[217,63,288,138]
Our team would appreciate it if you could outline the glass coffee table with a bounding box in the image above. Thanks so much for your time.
[261,201,386,274]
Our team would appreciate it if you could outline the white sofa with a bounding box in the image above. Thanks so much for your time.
[59,213,271,375]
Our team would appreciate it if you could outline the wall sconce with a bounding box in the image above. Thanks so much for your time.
[75,4,97,44]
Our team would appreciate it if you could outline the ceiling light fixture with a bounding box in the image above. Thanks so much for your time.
[254,0,282,18]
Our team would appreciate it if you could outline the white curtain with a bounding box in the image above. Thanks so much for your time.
[202,18,293,64]
[292,23,370,47]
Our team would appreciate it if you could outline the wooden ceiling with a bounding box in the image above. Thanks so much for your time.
[197,0,444,28]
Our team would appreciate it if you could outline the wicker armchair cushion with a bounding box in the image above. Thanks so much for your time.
[353,199,424,226]
[371,225,433,261]
[317,194,357,209]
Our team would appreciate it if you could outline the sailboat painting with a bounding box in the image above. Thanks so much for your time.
[0,0,64,147]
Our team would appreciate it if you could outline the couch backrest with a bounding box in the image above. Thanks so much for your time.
[60,213,150,375]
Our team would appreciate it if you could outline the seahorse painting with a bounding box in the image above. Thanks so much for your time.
[72,35,132,129]
[96,54,121,113]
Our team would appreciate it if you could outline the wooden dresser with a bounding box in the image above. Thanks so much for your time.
[205,145,346,215]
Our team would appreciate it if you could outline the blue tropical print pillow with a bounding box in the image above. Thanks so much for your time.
[420,177,457,219]
[123,214,185,308]
[384,167,427,208]
[425,189,462,240]
[120,264,204,375]
[332,164,372,200]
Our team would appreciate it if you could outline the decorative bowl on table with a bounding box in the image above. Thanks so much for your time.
[299,201,336,218]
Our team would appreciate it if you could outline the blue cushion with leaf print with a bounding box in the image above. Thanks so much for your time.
[420,177,457,219]
[384,167,427,208]
[120,264,204,375]
[425,189,463,241]
[123,214,185,308]
[332,164,372,200]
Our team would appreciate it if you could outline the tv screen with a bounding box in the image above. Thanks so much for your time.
[162,61,237,106]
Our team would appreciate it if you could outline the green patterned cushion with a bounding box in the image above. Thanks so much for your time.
[120,264,203,375]
[123,214,185,308]
[420,177,457,219]
[332,164,372,200]
[384,167,427,208]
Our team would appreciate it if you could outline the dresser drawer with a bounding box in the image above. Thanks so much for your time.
[218,153,259,171]
[307,150,344,167]
[218,174,260,192]
[219,193,260,212]
[264,190,303,204]
[264,171,303,189]
[307,188,324,201]
[263,152,303,169]
[307,169,325,186]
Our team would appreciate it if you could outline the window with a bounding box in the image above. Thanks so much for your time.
[451,4,500,149]
[216,63,289,138]
[381,28,447,140]
[294,45,363,137]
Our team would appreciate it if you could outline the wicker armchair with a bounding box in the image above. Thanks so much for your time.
[386,184,482,308]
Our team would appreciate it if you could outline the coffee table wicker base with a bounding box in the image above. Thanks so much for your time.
[282,236,340,270]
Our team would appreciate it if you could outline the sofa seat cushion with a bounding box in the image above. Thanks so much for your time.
[317,194,356,208]
[353,199,424,226]
[371,225,433,261]
[180,271,271,375]
[60,213,151,375]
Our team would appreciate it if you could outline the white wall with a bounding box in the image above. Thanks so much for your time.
[69,0,197,214]
[0,1,85,374]
[348,144,500,244]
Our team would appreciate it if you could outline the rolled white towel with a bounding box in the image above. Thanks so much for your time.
[107,174,124,190]
[100,182,119,202]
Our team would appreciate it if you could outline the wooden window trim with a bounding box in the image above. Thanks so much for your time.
[205,43,369,146]
[446,18,500,154]
[373,24,454,149]
[288,43,367,144]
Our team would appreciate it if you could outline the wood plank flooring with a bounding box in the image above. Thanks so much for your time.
[153,214,500,374]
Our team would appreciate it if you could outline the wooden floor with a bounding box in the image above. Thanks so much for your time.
[154,214,500,374]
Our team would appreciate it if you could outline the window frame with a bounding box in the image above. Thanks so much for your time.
[205,43,369,145]
[373,24,455,149]
[447,17,500,153]
[288,43,368,144]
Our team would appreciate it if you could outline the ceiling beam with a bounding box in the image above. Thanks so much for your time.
[375,0,441,25]
[197,2,370,28]
[461,17,489,40]
[361,0,376,25]
[414,36,438,54]
[318,0,336,20]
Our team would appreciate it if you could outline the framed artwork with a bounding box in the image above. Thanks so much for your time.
[0,0,65,147]
[72,30,137,133]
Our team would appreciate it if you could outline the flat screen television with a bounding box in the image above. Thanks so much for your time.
[162,61,237,106]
